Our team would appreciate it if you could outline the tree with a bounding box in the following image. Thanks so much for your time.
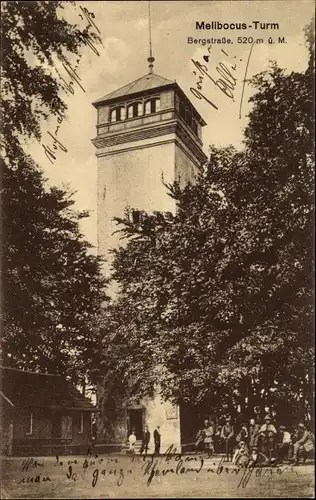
[95,26,314,424]
[1,0,102,164]
[1,1,108,381]
[1,155,109,379]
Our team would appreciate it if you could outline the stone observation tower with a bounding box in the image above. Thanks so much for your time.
[92,66,207,280]
[91,8,207,452]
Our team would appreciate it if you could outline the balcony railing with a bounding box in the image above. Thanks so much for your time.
[97,110,175,135]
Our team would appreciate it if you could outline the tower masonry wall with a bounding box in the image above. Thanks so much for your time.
[94,82,206,451]
[143,392,181,454]
[97,138,176,277]
[175,141,200,188]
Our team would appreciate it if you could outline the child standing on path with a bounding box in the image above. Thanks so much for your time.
[128,430,136,454]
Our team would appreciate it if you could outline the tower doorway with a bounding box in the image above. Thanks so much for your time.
[127,409,144,440]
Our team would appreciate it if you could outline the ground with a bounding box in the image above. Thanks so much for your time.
[1,453,314,499]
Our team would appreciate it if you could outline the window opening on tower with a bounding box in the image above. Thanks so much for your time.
[110,106,126,122]
[110,97,161,122]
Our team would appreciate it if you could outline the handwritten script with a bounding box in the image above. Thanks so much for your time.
[3,444,300,496]
[190,43,255,119]
[42,4,103,164]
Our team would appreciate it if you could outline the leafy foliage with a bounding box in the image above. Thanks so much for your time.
[1,1,108,381]
[95,32,314,423]
[1,0,101,164]
[1,156,109,379]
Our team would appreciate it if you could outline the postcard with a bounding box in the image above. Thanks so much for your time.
[1,0,314,498]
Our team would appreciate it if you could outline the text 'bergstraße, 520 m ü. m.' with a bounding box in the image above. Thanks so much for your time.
[195,21,280,30]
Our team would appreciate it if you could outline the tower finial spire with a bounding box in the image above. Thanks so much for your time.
[147,0,155,74]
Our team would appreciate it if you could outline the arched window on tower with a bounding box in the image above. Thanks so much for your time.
[110,105,126,122]
[144,97,161,115]
[127,102,142,119]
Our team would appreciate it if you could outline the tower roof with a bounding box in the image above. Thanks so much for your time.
[93,72,175,107]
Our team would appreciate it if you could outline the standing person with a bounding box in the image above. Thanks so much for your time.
[128,430,137,454]
[248,418,261,449]
[195,425,205,452]
[221,417,235,462]
[91,415,97,442]
[203,419,215,456]
[258,415,277,462]
[89,415,97,454]
[215,424,222,454]
[153,425,161,455]
[140,425,150,457]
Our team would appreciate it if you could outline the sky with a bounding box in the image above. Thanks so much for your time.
[26,0,314,251]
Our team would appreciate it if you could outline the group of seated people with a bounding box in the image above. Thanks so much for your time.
[195,415,314,466]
